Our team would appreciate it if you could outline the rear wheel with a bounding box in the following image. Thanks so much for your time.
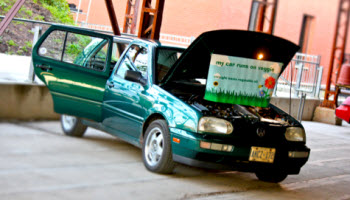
[60,115,87,137]
[255,169,288,183]
[142,119,175,174]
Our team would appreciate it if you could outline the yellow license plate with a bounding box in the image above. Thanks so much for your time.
[249,146,276,163]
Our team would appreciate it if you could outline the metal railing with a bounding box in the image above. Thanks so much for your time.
[159,33,194,45]
[273,53,323,122]
[76,22,194,46]
[274,52,323,98]
[77,22,113,32]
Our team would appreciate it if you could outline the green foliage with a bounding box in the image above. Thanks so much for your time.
[76,34,92,48]
[13,21,25,25]
[7,50,14,55]
[19,6,27,14]
[34,15,45,21]
[66,43,80,56]
[53,38,62,44]
[0,0,11,13]
[25,41,33,49]
[17,50,24,55]
[66,35,93,64]
[65,34,93,58]
[24,9,33,17]
[0,1,8,11]
[28,29,34,34]
[36,0,74,25]
[20,46,28,52]
[7,40,17,46]
[0,36,3,44]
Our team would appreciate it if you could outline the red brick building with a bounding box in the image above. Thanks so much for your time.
[67,0,347,84]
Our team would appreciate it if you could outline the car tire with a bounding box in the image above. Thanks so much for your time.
[255,169,288,183]
[60,114,87,137]
[142,119,175,174]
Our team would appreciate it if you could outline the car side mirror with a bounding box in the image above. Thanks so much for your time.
[125,70,147,86]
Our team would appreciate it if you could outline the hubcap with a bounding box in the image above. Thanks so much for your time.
[61,115,77,130]
[144,127,164,167]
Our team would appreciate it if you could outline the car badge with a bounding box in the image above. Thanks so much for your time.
[256,128,266,138]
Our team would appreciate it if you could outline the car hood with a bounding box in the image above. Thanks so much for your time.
[162,30,299,85]
[160,30,299,107]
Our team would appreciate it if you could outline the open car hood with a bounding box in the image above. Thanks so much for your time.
[161,30,299,107]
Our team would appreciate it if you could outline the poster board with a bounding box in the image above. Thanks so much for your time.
[204,54,283,107]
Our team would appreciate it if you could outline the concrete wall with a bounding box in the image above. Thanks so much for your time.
[271,97,321,121]
[0,84,59,120]
[0,84,320,121]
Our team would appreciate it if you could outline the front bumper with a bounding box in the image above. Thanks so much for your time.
[170,128,310,174]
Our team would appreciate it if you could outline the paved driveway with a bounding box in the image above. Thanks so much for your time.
[0,121,349,200]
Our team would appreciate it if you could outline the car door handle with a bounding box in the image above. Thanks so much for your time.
[36,64,52,71]
[106,82,114,88]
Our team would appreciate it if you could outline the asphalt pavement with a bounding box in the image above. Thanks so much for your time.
[0,120,349,200]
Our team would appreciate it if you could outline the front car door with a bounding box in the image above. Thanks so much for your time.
[102,42,152,141]
[33,25,115,122]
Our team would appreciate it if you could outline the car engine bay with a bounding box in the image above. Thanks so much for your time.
[165,82,298,127]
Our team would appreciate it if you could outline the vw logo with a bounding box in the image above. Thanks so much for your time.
[256,128,266,138]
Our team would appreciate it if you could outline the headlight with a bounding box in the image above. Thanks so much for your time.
[198,117,233,134]
[285,127,306,142]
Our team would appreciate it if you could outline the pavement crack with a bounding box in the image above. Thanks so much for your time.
[179,189,248,200]
[11,122,62,136]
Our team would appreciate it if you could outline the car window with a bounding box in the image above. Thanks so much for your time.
[156,47,183,83]
[38,30,65,60]
[110,42,129,74]
[111,42,128,63]
[115,58,133,78]
[115,44,148,79]
[38,30,110,72]
[63,32,109,71]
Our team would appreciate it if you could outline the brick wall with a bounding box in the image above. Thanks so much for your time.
[68,0,347,85]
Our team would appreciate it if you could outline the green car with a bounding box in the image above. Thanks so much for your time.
[33,25,310,183]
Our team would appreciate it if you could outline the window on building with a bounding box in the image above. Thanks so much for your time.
[299,15,314,53]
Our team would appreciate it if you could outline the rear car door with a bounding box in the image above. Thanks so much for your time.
[33,25,114,122]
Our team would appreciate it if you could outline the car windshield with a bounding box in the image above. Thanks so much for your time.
[156,47,184,84]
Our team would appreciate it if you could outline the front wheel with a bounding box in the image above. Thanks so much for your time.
[255,169,288,183]
[60,115,87,137]
[142,119,175,174]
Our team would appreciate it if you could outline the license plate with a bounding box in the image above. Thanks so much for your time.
[249,146,276,163]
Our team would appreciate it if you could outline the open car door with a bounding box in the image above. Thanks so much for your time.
[33,25,114,122]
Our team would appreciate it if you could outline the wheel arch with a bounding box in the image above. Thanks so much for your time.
[140,113,167,145]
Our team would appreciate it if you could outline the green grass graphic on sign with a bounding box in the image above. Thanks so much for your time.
[204,88,270,108]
